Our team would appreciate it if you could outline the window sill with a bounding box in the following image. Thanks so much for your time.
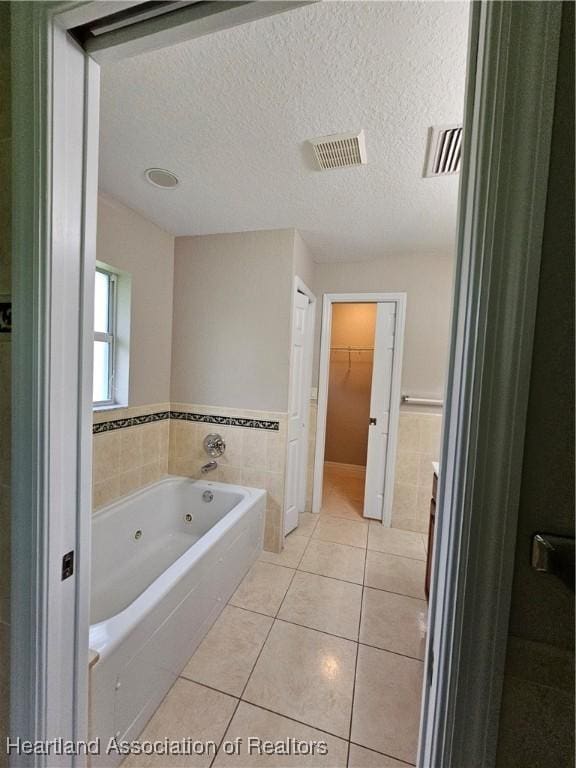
[93,403,128,413]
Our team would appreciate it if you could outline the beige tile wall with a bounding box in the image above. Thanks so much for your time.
[305,401,317,512]
[92,404,170,510]
[169,404,287,553]
[92,403,288,554]
[391,410,442,533]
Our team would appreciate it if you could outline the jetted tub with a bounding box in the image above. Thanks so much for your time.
[89,476,265,765]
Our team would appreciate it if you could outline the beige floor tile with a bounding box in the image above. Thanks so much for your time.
[123,678,237,767]
[351,645,423,764]
[364,552,425,599]
[259,534,309,569]
[230,562,295,617]
[182,605,273,696]
[348,744,411,768]
[299,540,365,585]
[367,525,426,561]
[360,588,427,660]
[213,702,348,767]
[313,517,368,549]
[278,572,362,641]
[297,512,319,538]
[320,465,366,522]
[320,497,364,522]
[243,621,356,738]
[324,465,365,489]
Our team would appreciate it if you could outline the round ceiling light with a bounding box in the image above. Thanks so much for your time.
[144,168,179,189]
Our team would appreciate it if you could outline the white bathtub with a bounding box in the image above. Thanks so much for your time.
[89,476,265,765]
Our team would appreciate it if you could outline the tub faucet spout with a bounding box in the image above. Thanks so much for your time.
[201,460,218,474]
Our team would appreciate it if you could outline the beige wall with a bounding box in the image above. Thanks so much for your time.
[92,197,174,513]
[292,230,315,291]
[325,303,376,466]
[96,195,174,407]
[171,230,295,412]
[312,254,454,400]
[496,4,574,764]
[0,2,10,759]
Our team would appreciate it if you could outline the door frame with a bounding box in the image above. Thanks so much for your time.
[284,276,316,535]
[10,1,562,766]
[418,3,562,765]
[311,292,406,524]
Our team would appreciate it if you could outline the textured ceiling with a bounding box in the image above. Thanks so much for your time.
[99,1,469,262]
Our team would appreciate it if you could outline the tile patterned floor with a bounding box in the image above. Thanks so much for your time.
[127,469,427,767]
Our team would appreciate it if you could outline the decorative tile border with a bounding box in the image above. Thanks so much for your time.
[93,411,170,434]
[170,411,280,431]
[92,410,280,434]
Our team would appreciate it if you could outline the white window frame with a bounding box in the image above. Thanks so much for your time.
[10,2,562,767]
[93,266,117,407]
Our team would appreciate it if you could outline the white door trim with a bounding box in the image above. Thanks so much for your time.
[294,277,316,515]
[312,292,406,522]
[11,3,99,762]
[418,3,562,766]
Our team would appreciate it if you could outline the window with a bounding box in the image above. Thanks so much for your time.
[93,267,117,405]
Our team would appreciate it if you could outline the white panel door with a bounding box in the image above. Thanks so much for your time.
[284,290,310,535]
[363,302,397,520]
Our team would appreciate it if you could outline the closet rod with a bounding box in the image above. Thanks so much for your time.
[330,346,374,351]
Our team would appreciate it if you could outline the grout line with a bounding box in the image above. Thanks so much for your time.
[228,588,426,662]
[183,661,349,745]
[294,524,316,568]
[273,563,299,619]
[345,537,368,759]
[272,615,358,645]
[348,741,417,766]
[256,559,300,573]
[311,533,368,550]
[362,582,427,602]
[215,488,424,763]
[236,696,350,744]
[227,603,277,620]
[207,567,301,761]
[178,674,240,701]
[363,583,427,604]
[208,696,241,768]
[294,532,313,569]
[208,588,280,766]
[357,639,425,664]
[367,548,427,563]
[318,511,367,524]
[297,564,364,587]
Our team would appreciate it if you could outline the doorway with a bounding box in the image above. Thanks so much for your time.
[323,303,375,521]
[10,3,564,766]
[313,293,405,524]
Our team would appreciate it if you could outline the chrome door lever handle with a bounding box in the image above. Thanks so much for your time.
[531,533,575,592]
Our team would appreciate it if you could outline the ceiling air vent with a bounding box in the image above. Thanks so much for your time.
[309,130,367,171]
[423,125,463,178]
